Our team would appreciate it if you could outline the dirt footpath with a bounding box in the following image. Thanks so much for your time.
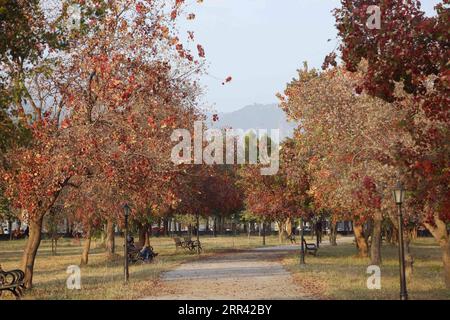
[144,246,313,300]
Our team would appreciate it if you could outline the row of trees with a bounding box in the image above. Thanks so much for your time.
[238,0,448,288]
[236,0,448,289]
[0,0,245,288]
[237,138,311,243]
[279,64,416,266]
[331,0,449,287]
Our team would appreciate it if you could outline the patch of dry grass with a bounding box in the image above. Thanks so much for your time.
[0,234,281,300]
[283,237,450,300]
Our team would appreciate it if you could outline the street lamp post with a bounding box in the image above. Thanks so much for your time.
[392,181,408,300]
[196,213,200,255]
[300,218,305,265]
[123,203,130,283]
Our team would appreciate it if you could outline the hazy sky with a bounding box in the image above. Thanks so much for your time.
[180,0,441,113]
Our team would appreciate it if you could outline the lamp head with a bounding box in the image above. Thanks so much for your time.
[392,181,406,205]
[123,203,131,217]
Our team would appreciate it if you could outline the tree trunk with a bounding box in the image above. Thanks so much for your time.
[353,223,369,258]
[216,216,222,235]
[67,220,74,237]
[364,220,372,249]
[219,216,224,234]
[171,219,174,236]
[100,230,106,247]
[171,218,176,237]
[286,218,292,236]
[164,218,169,237]
[21,216,44,289]
[217,216,221,234]
[315,220,322,247]
[205,218,209,235]
[138,223,147,248]
[370,211,383,265]
[163,218,169,237]
[442,242,450,288]
[391,226,398,244]
[143,230,149,247]
[278,222,283,243]
[157,218,162,237]
[8,219,12,241]
[410,227,418,241]
[262,222,266,246]
[105,219,115,259]
[81,226,92,265]
[64,218,70,237]
[384,221,394,245]
[424,214,450,288]
[329,217,338,246]
[276,221,287,244]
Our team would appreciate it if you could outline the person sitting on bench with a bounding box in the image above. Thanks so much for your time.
[127,236,157,262]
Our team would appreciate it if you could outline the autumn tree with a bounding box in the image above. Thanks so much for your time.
[1,0,204,288]
[330,0,449,285]
[0,0,43,239]
[202,166,244,234]
[279,64,417,264]
[238,138,309,243]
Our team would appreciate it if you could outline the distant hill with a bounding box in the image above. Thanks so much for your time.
[209,103,297,142]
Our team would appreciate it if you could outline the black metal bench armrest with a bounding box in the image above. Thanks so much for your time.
[0,268,25,299]
[0,283,21,290]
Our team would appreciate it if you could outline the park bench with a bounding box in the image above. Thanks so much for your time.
[186,240,202,253]
[302,239,318,256]
[173,237,202,253]
[0,265,25,299]
[182,236,194,250]
[173,237,185,250]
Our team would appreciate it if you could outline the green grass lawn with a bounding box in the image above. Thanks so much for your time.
[0,234,281,300]
[283,237,450,300]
